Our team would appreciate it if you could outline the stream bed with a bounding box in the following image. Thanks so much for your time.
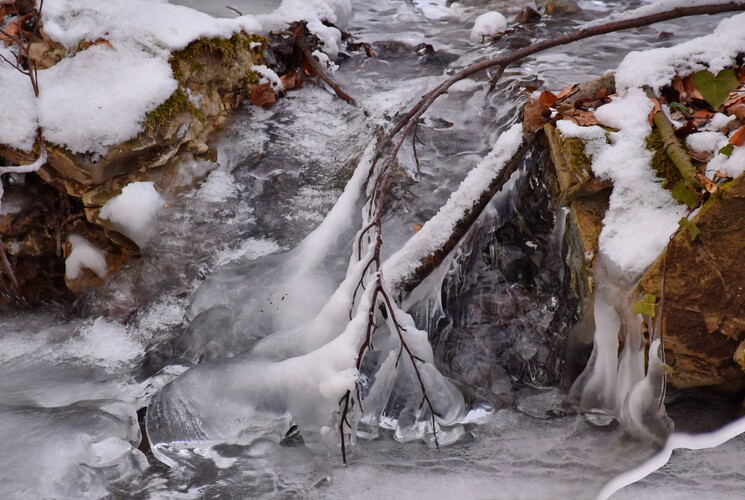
[1,1,742,499]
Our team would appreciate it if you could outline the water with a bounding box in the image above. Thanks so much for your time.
[1,1,741,498]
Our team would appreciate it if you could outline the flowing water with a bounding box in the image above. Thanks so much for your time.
[1,1,742,499]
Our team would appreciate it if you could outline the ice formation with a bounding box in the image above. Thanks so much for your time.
[65,234,108,280]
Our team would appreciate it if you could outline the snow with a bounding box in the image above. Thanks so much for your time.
[709,143,745,178]
[559,89,686,275]
[469,12,507,44]
[613,12,745,93]
[383,123,524,289]
[65,234,108,280]
[686,131,728,155]
[0,0,351,154]
[39,44,177,156]
[99,182,164,247]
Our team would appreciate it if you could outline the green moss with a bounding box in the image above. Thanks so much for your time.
[561,137,593,174]
[646,129,682,189]
[169,32,267,80]
[144,88,199,127]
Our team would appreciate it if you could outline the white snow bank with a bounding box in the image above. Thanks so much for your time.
[0,49,38,152]
[0,0,351,154]
[65,234,108,280]
[613,12,745,92]
[39,45,177,156]
[559,88,686,274]
[99,182,164,247]
[469,12,507,44]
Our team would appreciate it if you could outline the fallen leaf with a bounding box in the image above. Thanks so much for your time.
[647,98,661,126]
[729,103,745,122]
[672,75,686,96]
[692,69,741,109]
[280,71,298,91]
[682,74,704,100]
[675,120,698,137]
[249,83,276,107]
[522,98,551,133]
[570,109,600,126]
[80,38,113,50]
[596,88,608,99]
[729,125,745,146]
[723,90,745,108]
[695,173,718,193]
[538,90,557,108]
[412,223,423,233]
[556,83,578,101]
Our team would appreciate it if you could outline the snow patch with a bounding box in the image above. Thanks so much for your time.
[470,12,507,44]
[65,234,108,280]
[99,182,164,247]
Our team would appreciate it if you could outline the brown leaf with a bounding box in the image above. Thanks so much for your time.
[80,38,113,50]
[596,88,608,99]
[672,75,686,96]
[683,74,704,100]
[675,120,698,137]
[412,223,423,233]
[729,125,745,147]
[695,173,718,194]
[729,104,745,122]
[647,98,661,126]
[522,98,551,134]
[280,71,298,91]
[0,20,20,45]
[723,90,745,108]
[556,83,578,101]
[563,108,600,126]
[538,90,557,108]
[249,83,276,107]
[689,149,713,163]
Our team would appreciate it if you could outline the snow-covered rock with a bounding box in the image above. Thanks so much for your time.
[469,12,507,44]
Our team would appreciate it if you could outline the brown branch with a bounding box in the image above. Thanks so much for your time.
[295,27,356,106]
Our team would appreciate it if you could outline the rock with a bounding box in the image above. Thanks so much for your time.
[0,31,269,302]
[639,173,745,391]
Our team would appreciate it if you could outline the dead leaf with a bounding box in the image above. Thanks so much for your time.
[280,71,298,91]
[695,173,718,193]
[689,149,713,163]
[538,90,557,108]
[0,20,20,45]
[249,83,276,107]
[723,90,745,108]
[562,108,600,126]
[596,88,608,99]
[729,125,745,146]
[683,74,704,100]
[523,98,551,133]
[412,223,423,233]
[556,83,578,101]
[675,120,698,137]
[729,104,745,122]
[80,38,113,50]
[647,98,661,126]
[672,75,686,96]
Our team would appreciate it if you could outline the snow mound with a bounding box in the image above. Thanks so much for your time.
[469,12,507,44]
[99,182,164,248]
[65,234,108,280]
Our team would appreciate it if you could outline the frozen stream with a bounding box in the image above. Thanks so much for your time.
[1,1,743,499]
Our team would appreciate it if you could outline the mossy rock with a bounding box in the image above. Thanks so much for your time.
[640,172,745,392]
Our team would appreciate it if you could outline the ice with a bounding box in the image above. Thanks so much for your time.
[0,400,147,499]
